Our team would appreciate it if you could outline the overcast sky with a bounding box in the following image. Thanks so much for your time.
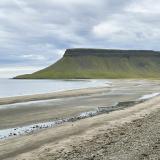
[1,0,160,77]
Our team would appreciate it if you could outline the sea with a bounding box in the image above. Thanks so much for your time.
[0,78,109,98]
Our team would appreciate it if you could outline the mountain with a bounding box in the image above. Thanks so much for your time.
[15,48,160,79]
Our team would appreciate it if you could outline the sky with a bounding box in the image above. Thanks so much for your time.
[0,0,160,77]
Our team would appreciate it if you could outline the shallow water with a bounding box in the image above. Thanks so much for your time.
[0,79,109,98]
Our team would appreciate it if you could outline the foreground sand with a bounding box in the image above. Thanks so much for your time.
[1,95,160,160]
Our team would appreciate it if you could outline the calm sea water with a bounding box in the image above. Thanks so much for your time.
[0,79,109,98]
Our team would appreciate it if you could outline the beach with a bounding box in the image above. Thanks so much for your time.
[0,79,160,159]
[1,0,160,159]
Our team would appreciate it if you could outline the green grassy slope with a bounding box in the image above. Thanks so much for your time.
[15,49,160,79]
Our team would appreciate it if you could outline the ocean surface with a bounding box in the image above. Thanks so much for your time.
[0,78,109,98]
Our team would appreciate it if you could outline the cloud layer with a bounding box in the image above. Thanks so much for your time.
[0,0,160,75]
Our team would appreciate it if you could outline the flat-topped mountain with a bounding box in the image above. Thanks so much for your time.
[15,48,160,79]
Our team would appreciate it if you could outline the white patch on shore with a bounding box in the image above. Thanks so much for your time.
[78,111,97,118]
[139,93,160,100]
[0,121,62,140]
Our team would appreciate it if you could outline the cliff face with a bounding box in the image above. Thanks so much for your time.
[64,49,160,57]
[15,48,160,79]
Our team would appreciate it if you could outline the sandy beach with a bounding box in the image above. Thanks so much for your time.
[0,79,160,159]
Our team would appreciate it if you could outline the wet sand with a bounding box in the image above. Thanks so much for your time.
[0,79,160,159]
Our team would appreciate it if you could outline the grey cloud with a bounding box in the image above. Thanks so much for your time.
[0,0,160,70]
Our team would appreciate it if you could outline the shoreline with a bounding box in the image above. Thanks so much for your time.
[1,79,160,106]
[0,92,158,141]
